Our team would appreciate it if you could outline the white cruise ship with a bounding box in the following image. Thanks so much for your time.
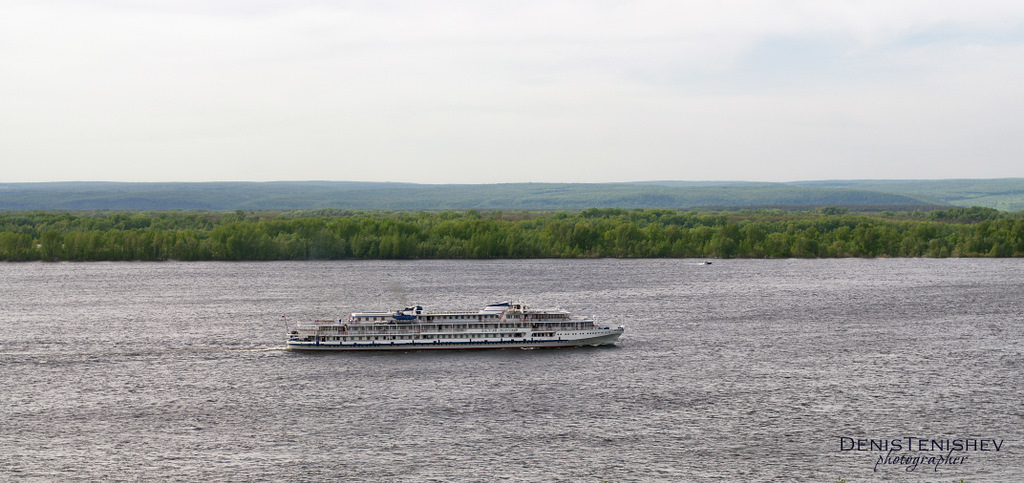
[286,301,624,351]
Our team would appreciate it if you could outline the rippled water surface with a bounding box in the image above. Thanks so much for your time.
[2,259,1022,481]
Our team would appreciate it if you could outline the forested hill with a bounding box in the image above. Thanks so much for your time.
[1,179,1022,211]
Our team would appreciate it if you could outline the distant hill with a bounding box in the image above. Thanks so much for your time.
[1,179,1021,211]
[785,179,1024,212]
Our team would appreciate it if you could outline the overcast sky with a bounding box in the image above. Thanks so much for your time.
[3,1,1023,184]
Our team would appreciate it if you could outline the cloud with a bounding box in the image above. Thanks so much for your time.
[2,1,1023,182]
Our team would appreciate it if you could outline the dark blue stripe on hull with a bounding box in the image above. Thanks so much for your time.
[288,345,581,351]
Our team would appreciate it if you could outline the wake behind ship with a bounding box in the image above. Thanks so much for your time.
[286,301,624,351]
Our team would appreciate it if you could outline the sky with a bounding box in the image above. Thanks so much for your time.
[3,1,1024,184]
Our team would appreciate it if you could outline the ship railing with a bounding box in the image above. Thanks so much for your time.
[334,324,592,335]
[304,324,587,335]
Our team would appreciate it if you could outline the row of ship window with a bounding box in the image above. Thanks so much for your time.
[357,315,501,322]
[321,333,539,341]
[331,324,579,333]
[353,315,570,323]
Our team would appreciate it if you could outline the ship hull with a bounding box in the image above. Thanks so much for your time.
[286,329,623,351]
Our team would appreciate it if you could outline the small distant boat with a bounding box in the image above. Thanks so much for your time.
[700,261,712,265]
[286,301,624,351]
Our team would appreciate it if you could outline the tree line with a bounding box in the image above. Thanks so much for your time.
[2,207,1023,261]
